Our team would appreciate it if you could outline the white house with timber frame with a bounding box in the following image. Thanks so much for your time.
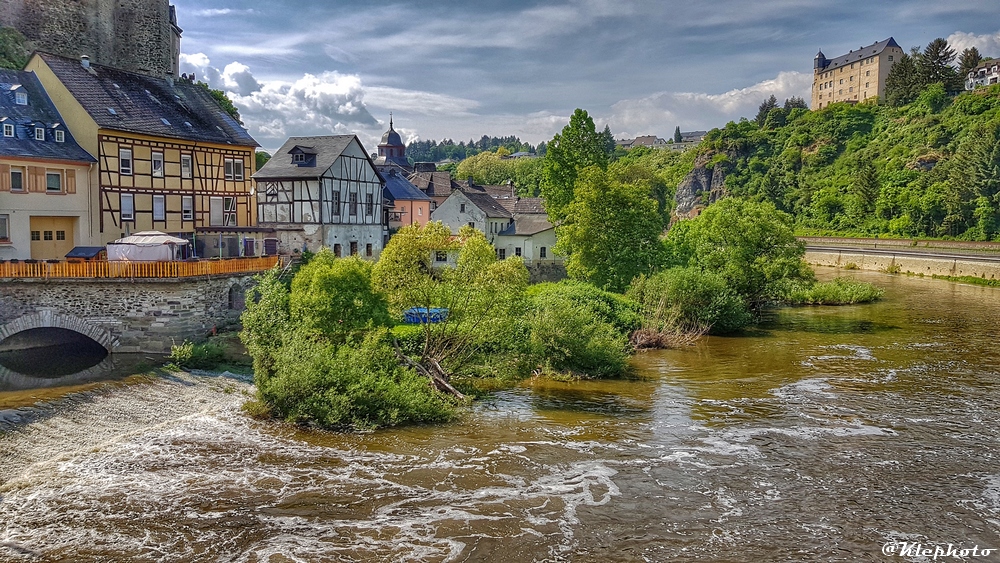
[253,135,386,258]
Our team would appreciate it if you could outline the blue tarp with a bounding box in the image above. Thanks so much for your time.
[403,307,449,324]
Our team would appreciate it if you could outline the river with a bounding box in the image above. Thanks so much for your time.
[1,269,999,562]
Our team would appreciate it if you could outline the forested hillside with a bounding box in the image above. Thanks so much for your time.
[686,84,1000,240]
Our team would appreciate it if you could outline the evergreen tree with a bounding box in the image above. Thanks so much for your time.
[919,38,961,92]
[885,52,921,106]
[756,95,778,126]
[783,97,808,110]
[674,126,682,143]
[960,46,983,77]
[540,109,610,221]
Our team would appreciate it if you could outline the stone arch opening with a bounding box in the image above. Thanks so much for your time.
[228,283,246,311]
[0,311,116,353]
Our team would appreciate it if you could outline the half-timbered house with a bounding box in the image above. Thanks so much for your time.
[25,52,260,257]
[254,136,386,258]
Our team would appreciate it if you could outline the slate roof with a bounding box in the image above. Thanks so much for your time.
[254,135,365,180]
[409,170,473,199]
[461,189,512,219]
[481,184,517,200]
[383,168,431,202]
[498,214,554,236]
[495,197,547,215]
[37,52,258,147]
[819,38,901,71]
[0,69,95,163]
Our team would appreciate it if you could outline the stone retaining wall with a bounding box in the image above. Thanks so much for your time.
[806,250,1000,280]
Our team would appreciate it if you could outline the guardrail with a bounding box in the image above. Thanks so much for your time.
[0,256,282,279]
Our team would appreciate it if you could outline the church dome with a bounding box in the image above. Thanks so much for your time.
[379,118,404,147]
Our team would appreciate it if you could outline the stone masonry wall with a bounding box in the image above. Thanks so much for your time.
[806,250,1000,280]
[0,0,176,76]
[0,275,254,354]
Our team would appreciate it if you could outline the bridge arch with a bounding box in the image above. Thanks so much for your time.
[0,310,116,352]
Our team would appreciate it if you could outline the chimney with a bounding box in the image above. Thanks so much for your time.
[507,179,515,198]
[80,55,90,69]
[467,176,474,188]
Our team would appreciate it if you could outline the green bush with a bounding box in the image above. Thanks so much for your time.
[783,277,885,305]
[627,267,753,334]
[169,339,227,370]
[527,280,642,335]
[527,291,630,378]
[257,329,456,429]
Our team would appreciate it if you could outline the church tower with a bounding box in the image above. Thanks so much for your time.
[374,115,412,174]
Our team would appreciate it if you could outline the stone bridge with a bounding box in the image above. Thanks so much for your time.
[0,274,256,354]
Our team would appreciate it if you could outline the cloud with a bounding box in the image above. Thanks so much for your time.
[364,87,478,116]
[191,8,256,17]
[608,71,813,137]
[947,30,1000,56]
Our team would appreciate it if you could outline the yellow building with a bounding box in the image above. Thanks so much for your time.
[0,69,98,260]
[25,52,261,257]
[812,37,903,109]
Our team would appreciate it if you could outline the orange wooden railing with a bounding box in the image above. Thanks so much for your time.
[0,256,282,279]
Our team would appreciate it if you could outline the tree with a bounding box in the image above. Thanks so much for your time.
[756,95,778,126]
[885,52,922,106]
[674,126,682,143]
[197,81,243,125]
[960,46,983,77]
[540,109,610,221]
[0,27,28,70]
[783,96,808,110]
[372,222,529,380]
[289,250,391,343]
[255,151,271,171]
[664,198,810,310]
[850,160,880,216]
[919,38,961,92]
[240,267,291,380]
[554,167,664,292]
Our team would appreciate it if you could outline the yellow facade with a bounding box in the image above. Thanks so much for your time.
[811,42,904,109]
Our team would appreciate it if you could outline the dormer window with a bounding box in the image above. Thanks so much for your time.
[15,91,27,105]
[2,124,12,137]
[34,127,44,141]
[55,130,64,143]
[293,153,305,163]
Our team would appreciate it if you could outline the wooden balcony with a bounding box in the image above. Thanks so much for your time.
[0,256,283,280]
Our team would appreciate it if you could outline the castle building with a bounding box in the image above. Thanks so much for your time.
[812,37,903,109]
[966,60,1000,90]
[0,0,182,77]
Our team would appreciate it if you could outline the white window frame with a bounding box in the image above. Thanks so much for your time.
[224,158,234,180]
[365,193,374,216]
[10,167,23,192]
[119,148,133,176]
[540,247,547,259]
[181,154,193,179]
[0,214,8,241]
[210,196,224,226]
[293,153,305,163]
[45,171,61,193]
[152,152,164,177]
[233,159,244,181]
[121,193,135,221]
[55,129,64,143]
[15,91,27,105]
[224,196,237,226]
[153,194,166,221]
[181,195,194,221]
[3,123,12,137]
[34,127,44,141]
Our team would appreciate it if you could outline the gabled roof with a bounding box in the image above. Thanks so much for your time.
[498,214,554,236]
[254,135,368,179]
[496,197,547,215]
[36,52,258,147]
[0,69,95,163]
[383,168,431,202]
[460,189,512,219]
[409,170,470,198]
[820,37,901,70]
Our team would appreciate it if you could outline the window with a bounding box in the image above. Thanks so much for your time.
[460,203,466,213]
[332,191,341,216]
[121,193,134,221]
[435,250,447,262]
[45,171,61,192]
[43,230,52,241]
[468,221,475,229]
[181,155,193,178]
[119,148,133,175]
[211,196,237,226]
[182,196,194,221]
[888,56,894,62]
[497,248,506,259]
[152,152,164,177]
[350,241,358,256]
[34,127,44,141]
[3,123,12,137]
[418,207,422,216]
[0,214,8,241]
[349,192,358,216]
[10,168,23,191]
[866,70,870,77]
[365,193,374,216]
[233,159,244,181]
[56,231,65,241]
[333,243,342,257]
[224,159,234,180]
[153,195,165,220]
[55,130,64,143]
[515,247,522,257]
[30,230,39,241]
[293,153,305,163]
[540,246,547,259]
[224,196,236,226]
[366,243,373,257]
[15,91,26,105]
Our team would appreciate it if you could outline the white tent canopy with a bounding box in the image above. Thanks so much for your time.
[107,231,189,262]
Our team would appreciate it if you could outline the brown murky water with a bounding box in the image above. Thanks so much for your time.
[1,269,999,562]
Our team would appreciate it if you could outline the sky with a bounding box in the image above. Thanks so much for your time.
[172,0,1000,155]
